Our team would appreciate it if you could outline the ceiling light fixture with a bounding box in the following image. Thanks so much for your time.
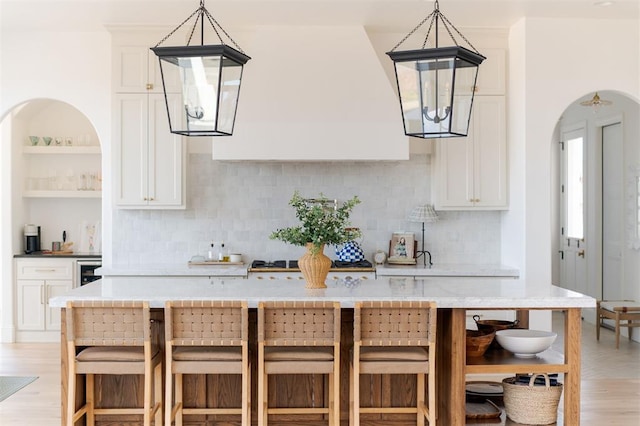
[387,0,485,139]
[580,92,613,112]
[152,0,251,137]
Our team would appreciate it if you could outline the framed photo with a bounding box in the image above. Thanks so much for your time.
[388,232,416,264]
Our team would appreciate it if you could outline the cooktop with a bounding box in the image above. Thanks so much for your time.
[250,259,374,271]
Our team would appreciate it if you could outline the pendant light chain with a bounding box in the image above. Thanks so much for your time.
[154,0,245,54]
[390,0,480,54]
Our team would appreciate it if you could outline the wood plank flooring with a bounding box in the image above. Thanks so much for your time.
[1,312,639,425]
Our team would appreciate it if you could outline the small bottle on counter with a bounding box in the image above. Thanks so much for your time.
[208,242,215,260]
[223,243,230,262]
[218,241,224,261]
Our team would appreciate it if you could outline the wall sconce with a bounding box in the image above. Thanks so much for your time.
[387,0,485,139]
[151,0,250,137]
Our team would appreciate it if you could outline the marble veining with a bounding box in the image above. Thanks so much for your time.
[50,276,595,309]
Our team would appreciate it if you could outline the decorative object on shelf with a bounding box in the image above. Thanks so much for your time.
[373,250,387,265]
[386,0,485,139]
[408,204,438,267]
[270,191,361,288]
[495,329,557,358]
[580,91,612,112]
[29,136,39,146]
[335,228,365,262]
[151,0,251,137]
[42,136,52,146]
[465,329,495,358]
[387,232,416,264]
[502,373,563,425]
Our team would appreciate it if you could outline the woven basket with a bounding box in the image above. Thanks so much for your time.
[502,374,563,425]
[466,329,495,357]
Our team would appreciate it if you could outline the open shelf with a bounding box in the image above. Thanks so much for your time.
[23,146,101,155]
[23,190,102,199]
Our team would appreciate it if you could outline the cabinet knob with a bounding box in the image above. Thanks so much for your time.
[473,85,479,93]
[149,197,154,201]
[146,83,153,90]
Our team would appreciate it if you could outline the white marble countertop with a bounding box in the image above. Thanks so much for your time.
[375,263,519,277]
[50,276,594,309]
[96,263,249,277]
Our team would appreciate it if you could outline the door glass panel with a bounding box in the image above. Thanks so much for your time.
[566,136,584,239]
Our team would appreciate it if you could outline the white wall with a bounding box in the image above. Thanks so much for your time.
[0,30,111,341]
[503,17,640,329]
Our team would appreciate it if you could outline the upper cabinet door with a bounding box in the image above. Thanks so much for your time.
[434,96,507,210]
[113,45,181,93]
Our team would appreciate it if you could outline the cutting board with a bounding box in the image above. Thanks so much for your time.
[465,399,502,419]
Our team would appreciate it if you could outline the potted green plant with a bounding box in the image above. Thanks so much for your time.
[270,191,361,288]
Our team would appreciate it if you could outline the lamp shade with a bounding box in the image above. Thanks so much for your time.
[151,45,251,137]
[408,204,439,223]
[388,47,484,139]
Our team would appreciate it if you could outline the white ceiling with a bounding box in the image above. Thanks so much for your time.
[0,0,638,32]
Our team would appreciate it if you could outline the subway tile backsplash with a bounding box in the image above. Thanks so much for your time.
[111,154,501,265]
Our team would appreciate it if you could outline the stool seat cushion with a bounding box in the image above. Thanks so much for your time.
[359,346,429,362]
[172,346,242,361]
[76,346,158,362]
[600,301,640,312]
[264,346,334,361]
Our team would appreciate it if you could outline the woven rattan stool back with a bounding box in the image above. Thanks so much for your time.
[65,300,162,426]
[257,301,341,426]
[165,300,250,426]
[352,301,437,426]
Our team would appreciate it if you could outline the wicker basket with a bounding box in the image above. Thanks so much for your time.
[466,329,495,357]
[502,374,563,425]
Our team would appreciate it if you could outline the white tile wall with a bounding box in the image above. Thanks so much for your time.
[111,154,501,265]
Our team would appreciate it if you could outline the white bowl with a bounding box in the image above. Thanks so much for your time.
[495,329,557,358]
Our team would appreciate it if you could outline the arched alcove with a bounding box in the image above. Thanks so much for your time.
[0,98,102,342]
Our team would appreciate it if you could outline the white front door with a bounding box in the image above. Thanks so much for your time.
[559,123,588,294]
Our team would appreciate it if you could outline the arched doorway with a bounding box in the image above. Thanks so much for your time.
[552,90,640,327]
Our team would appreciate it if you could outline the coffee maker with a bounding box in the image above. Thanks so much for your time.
[24,224,41,254]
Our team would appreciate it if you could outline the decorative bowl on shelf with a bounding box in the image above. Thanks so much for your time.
[29,136,39,145]
[495,329,557,358]
[466,329,495,358]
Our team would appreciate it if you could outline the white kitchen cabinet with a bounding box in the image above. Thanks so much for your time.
[433,96,507,210]
[15,258,73,341]
[113,44,181,94]
[114,93,186,208]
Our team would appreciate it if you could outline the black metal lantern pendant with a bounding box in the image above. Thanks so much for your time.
[152,0,250,137]
[387,0,485,139]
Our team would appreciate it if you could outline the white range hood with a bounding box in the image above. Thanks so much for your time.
[211,26,410,161]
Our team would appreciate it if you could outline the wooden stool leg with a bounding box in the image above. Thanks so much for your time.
[175,374,183,426]
[242,358,251,426]
[86,374,95,426]
[596,306,601,341]
[258,359,266,426]
[417,373,425,426]
[154,362,162,426]
[615,312,621,349]
[352,363,360,426]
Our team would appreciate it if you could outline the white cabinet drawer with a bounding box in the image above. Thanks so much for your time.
[16,259,74,280]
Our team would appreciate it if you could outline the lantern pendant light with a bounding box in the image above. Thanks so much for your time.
[387,0,485,139]
[151,0,250,137]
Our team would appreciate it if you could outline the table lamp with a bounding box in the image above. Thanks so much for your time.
[408,204,438,267]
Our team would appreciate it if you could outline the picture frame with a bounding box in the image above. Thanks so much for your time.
[388,232,416,264]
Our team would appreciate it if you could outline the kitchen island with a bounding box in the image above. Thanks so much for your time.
[51,276,595,425]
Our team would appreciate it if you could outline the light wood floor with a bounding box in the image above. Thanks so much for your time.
[1,312,639,425]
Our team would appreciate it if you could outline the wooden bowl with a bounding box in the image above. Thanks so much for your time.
[466,329,495,358]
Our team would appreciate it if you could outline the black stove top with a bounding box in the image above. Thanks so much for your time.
[251,259,373,269]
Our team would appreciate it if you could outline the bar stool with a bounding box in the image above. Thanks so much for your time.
[351,301,437,426]
[165,300,250,426]
[65,300,162,426]
[597,300,640,349]
[257,301,341,426]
